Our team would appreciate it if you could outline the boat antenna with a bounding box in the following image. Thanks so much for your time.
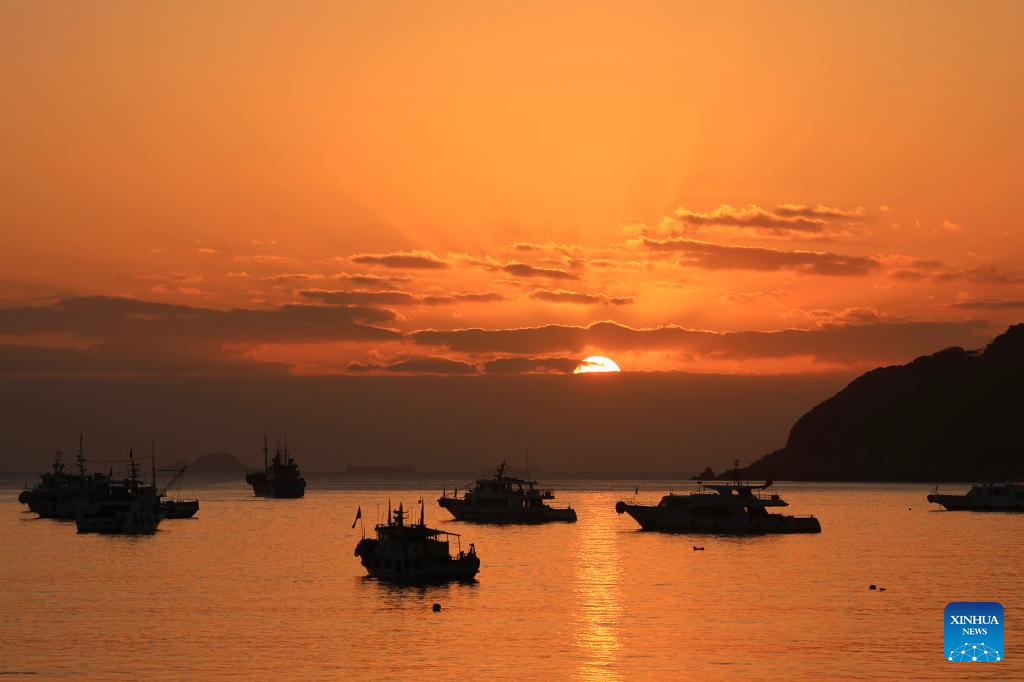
[525,449,529,479]
[734,458,740,485]
[419,498,425,526]
[151,435,157,488]
[263,432,269,473]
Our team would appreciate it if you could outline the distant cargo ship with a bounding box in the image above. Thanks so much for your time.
[246,435,306,498]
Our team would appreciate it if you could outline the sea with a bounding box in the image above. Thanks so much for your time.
[1,476,1020,680]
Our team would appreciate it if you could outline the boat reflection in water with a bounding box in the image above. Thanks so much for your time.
[354,501,480,584]
[616,481,821,534]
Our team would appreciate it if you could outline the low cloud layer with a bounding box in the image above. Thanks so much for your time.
[410,319,991,363]
[643,238,878,276]
[350,250,450,269]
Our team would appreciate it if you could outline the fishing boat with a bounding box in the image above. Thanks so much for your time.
[354,501,480,583]
[615,481,821,534]
[18,436,110,519]
[438,462,576,523]
[158,465,199,519]
[928,482,1024,511]
[75,450,165,534]
[246,435,306,498]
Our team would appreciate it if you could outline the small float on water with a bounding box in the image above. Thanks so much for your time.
[355,501,480,583]
[615,480,821,534]
[928,482,1024,511]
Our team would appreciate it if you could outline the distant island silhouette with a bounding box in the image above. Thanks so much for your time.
[707,323,1024,482]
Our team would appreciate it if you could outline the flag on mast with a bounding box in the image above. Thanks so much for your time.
[351,506,362,528]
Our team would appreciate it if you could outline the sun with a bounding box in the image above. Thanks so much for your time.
[573,355,621,374]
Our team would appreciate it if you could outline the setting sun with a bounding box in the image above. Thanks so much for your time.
[573,356,621,374]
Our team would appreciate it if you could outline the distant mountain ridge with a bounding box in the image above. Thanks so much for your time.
[716,324,1024,482]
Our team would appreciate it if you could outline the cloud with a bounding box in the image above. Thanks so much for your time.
[529,289,634,305]
[950,300,1024,310]
[933,266,1024,284]
[500,262,579,280]
[0,296,399,374]
[773,204,866,219]
[410,319,991,364]
[347,356,477,374]
[350,250,449,269]
[332,272,412,286]
[642,238,878,276]
[482,356,579,374]
[667,203,865,235]
[504,242,582,255]
[299,289,506,306]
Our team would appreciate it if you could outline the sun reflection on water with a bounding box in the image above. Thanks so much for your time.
[573,513,623,681]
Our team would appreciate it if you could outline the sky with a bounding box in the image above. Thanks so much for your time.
[0,2,1021,468]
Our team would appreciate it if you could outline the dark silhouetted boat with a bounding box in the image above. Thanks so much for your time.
[354,501,479,583]
[75,450,165,534]
[158,464,199,519]
[246,435,306,498]
[18,436,111,520]
[438,462,577,523]
[615,481,821,534]
[928,482,1024,511]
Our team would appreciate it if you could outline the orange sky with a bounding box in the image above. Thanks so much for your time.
[1,1,1022,376]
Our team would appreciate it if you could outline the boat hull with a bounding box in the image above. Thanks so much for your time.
[438,497,576,523]
[927,493,1024,512]
[163,499,200,518]
[616,502,821,534]
[354,538,480,583]
[246,472,305,498]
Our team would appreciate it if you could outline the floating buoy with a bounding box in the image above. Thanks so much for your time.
[692,546,704,551]
[869,584,877,590]
[432,603,441,612]
[879,587,887,592]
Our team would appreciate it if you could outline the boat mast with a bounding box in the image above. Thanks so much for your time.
[151,436,157,489]
[77,432,86,477]
[263,433,269,473]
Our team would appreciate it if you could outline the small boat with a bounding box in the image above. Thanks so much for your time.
[615,481,821,534]
[156,464,199,519]
[75,451,165,534]
[928,482,1024,511]
[354,501,480,583]
[163,499,200,519]
[246,435,306,498]
[438,462,577,523]
[18,436,111,520]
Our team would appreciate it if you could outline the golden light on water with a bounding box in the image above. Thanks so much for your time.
[574,356,621,374]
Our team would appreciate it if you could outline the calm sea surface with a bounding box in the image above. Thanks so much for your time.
[1,477,1021,680]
